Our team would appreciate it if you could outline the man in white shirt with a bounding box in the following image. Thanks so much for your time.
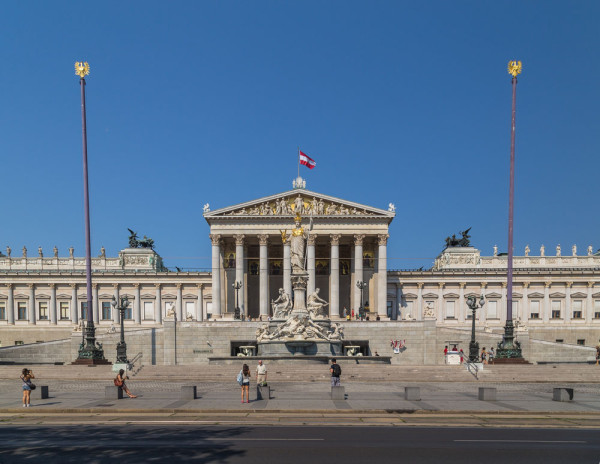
[256,360,267,385]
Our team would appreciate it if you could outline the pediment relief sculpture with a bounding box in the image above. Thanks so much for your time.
[549,292,566,298]
[528,292,545,299]
[570,292,588,299]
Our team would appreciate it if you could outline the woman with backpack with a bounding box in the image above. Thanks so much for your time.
[20,368,35,408]
[239,364,251,403]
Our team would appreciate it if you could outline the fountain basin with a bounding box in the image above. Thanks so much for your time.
[258,339,342,356]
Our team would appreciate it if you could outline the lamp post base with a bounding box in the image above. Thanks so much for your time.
[73,322,110,365]
[495,319,526,361]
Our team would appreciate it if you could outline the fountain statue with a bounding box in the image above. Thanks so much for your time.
[256,212,343,356]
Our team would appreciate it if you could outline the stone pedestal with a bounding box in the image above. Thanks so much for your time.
[180,385,197,400]
[404,387,421,401]
[478,387,497,401]
[105,385,123,400]
[31,385,49,399]
[553,388,574,402]
[257,385,270,400]
[331,386,345,400]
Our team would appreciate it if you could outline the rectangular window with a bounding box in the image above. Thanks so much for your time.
[80,302,88,320]
[530,300,540,319]
[555,339,564,343]
[17,302,27,320]
[0,303,5,320]
[38,302,48,320]
[594,300,600,319]
[487,300,498,319]
[60,302,70,320]
[144,301,154,320]
[551,300,561,319]
[572,300,583,319]
[165,301,175,318]
[15,340,24,346]
[577,339,585,346]
[124,305,132,320]
[512,300,519,319]
[445,300,455,319]
[185,301,195,320]
[102,302,111,320]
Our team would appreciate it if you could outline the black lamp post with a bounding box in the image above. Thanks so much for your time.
[356,281,366,319]
[111,295,130,364]
[466,294,485,362]
[232,281,242,320]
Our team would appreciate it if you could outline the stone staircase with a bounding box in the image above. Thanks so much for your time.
[0,363,598,383]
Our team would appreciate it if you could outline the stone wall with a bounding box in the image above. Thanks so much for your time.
[0,338,71,364]
[0,327,73,347]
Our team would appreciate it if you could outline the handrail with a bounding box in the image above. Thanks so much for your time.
[464,358,479,379]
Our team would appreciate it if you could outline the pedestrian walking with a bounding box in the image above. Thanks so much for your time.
[240,363,251,403]
[330,358,342,386]
[489,347,495,364]
[20,368,35,408]
[481,347,488,365]
[256,360,267,385]
[443,345,448,363]
[596,344,600,365]
[459,349,464,364]
[114,369,137,398]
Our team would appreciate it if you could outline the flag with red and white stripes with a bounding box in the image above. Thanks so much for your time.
[299,150,316,169]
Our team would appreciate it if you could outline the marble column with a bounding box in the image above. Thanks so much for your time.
[307,234,317,297]
[234,234,245,317]
[395,284,403,320]
[543,281,551,323]
[564,282,572,322]
[283,236,291,298]
[259,234,269,317]
[49,283,57,325]
[71,283,78,324]
[134,283,141,324]
[28,284,36,325]
[479,283,487,324]
[197,284,204,321]
[113,284,120,324]
[522,282,529,323]
[92,283,99,324]
[155,284,162,323]
[377,234,389,318]
[353,235,365,314]
[458,283,465,323]
[210,234,222,317]
[417,283,423,320]
[329,235,340,319]
[7,284,14,325]
[586,282,594,323]
[176,283,183,320]
[437,283,444,324]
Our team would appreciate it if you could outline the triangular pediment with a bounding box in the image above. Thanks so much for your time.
[528,292,545,299]
[204,189,395,220]
[570,292,588,299]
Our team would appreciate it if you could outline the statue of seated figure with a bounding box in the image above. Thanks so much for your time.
[271,289,292,319]
[307,288,329,318]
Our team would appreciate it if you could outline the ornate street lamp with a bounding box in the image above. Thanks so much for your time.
[232,281,243,320]
[466,294,485,363]
[111,295,130,364]
[73,61,108,365]
[356,281,367,319]
[497,60,524,361]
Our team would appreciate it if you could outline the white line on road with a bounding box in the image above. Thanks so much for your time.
[455,440,587,444]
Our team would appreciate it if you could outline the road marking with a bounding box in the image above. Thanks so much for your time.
[455,440,587,444]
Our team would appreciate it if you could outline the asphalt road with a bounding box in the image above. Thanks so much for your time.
[0,425,597,463]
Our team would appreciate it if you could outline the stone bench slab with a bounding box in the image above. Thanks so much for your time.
[331,386,345,400]
[105,385,123,400]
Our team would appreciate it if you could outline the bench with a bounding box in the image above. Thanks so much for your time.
[404,387,421,401]
[105,385,123,400]
[31,385,49,400]
[553,387,574,402]
[478,387,497,401]
[331,386,345,400]
[180,385,197,400]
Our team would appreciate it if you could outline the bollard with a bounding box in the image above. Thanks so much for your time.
[257,385,270,400]
[331,386,345,400]
[180,385,197,400]
[405,387,421,401]
[553,388,574,402]
[105,385,123,400]
[31,386,49,400]
[478,387,497,401]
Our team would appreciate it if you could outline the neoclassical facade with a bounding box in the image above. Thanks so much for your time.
[0,180,599,349]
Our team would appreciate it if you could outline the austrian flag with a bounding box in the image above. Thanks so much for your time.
[299,150,316,169]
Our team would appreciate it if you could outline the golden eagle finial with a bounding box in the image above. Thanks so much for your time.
[75,61,90,78]
[507,60,522,78]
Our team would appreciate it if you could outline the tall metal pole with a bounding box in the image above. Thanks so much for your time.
[74,62,108,364]
[497,60,523,361]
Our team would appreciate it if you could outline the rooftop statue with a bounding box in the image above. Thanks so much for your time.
[444,227,471,249]
[290,213,306,273]
[128,229,155,250]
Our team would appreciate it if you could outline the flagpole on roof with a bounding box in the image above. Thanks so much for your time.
[297,147,300,178]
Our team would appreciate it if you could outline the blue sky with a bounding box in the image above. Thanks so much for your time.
[1,1,598,270]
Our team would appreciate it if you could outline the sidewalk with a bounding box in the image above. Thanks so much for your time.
[1,379,599,415]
